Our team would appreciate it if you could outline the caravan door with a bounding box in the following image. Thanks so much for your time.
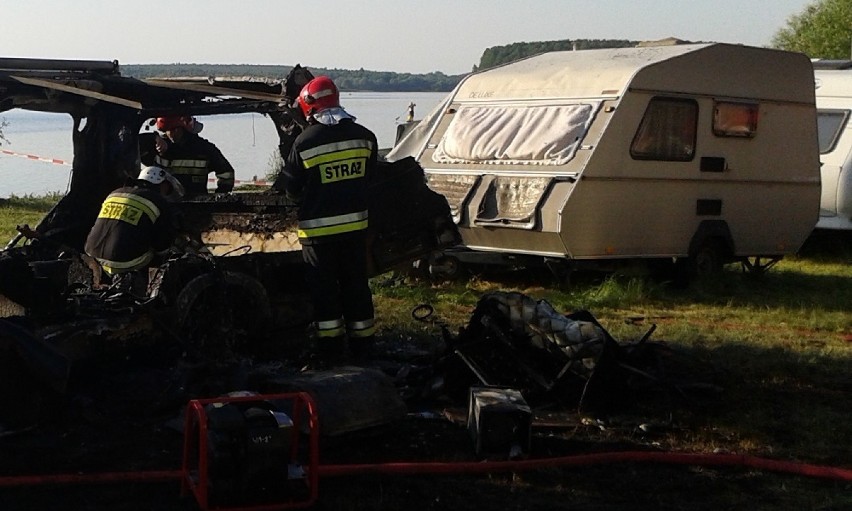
[816,108,852,230]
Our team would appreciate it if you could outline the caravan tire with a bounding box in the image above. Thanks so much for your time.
[429,255,464,280]
[688,238,726,277]
[669,238,726,287]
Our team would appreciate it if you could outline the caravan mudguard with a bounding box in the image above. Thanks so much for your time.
[688,220,735,259]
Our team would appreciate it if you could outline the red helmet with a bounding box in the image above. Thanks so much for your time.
[155,115,194,132]
[297,76,340,118]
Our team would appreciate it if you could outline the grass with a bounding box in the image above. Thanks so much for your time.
[370,232,852,476]
[0,193,62,241]
[366,240,852,510]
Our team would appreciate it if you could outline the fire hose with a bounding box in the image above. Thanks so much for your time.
[316,451,852,480]
[1,391,849,509]
[1,450,850,488]
[0,470,181,486]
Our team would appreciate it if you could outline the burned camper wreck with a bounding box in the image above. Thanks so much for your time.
[0,58,458,396]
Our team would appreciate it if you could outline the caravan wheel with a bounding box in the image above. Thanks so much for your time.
[429,255,463,280]
[671,238,726,286]
[691,240,725,276]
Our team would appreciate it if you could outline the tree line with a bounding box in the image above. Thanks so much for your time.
[120,64,466,92]
[119,38,640,93]
[474,38,638,71]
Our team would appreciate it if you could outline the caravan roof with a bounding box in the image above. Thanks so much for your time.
[452,43,814,104]
[814,68,852,99]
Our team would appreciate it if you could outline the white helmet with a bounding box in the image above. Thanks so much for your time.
[138,165,168,185]
[138,165,185,199]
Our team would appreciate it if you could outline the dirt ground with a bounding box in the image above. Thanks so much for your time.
[1,322,849,511]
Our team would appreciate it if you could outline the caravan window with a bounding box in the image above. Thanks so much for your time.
[713,101,759,137]
[630,97,697,161]
[817,109,849,154]
[431,103,597,166]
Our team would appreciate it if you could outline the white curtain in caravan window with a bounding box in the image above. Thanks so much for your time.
[432,104,596,165]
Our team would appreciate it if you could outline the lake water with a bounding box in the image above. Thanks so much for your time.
[0,91,446,197]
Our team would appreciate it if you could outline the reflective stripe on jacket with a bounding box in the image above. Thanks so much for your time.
[297,210,368,238]
[282,120,378,244]
[96,251,154,274]
[156,133,236,194]
[154,155,210,181]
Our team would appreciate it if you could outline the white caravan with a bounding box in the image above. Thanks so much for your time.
[814,62,852,230]
[387,43,821,278]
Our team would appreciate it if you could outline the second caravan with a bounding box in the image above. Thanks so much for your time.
[387,43,821,279]
[813,61,852,231]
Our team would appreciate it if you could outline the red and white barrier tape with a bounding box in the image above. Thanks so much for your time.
[1,149,271,187]
[0,149,71,166]
[208,177,271,187]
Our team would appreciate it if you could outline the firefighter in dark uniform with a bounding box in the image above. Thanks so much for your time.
[153,115,235,195]
[275,76,378,362]
[84,166,182,295]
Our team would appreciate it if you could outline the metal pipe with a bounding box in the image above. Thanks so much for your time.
[0,58,118,73]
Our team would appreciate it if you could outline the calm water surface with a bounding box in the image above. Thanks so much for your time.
[0,91,445,197]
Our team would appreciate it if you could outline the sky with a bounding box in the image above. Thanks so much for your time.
[0,0,815,75]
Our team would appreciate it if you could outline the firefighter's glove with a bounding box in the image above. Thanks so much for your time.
[154,134,169,154]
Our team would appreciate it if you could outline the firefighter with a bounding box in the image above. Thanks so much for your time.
[84,166,182,296]
[274,76,378,362]
[153,115,236,195]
